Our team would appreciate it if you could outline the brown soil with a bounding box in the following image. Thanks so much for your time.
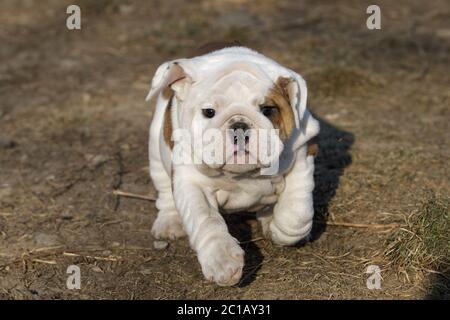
[0,0,449,299]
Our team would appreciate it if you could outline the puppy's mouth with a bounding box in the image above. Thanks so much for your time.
[229,126,254,165]
[228,144,257,167]
[232,148,250,161]
[233,148,250,154]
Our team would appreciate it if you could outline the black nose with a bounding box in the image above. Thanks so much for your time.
[230,122,249,132]
[230,122,250,145]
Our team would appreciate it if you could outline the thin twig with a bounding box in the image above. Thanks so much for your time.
[113,189,156,201]
[31,245,65,253]
[111,152,125,211]
[31,258,57,265]
[63,252,120,262]
[315,220,403,229]
[100,219,123,228]
[240,237,265,244]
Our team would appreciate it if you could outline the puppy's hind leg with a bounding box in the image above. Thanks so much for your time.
[150,162,186,240]
[152,193,186,240]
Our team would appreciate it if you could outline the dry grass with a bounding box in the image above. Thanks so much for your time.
[385,194,449,282]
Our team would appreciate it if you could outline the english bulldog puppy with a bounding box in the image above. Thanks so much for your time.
[146,44,320,286]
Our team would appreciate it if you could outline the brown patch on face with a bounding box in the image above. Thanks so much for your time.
[163,94,174,149]
[263,77,296,141]
[307,143,319,156]
[188,41,242,58]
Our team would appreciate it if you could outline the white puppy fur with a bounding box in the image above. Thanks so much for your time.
[147,46,319,286]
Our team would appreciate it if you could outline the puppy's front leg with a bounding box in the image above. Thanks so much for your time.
[173,167,244,286]
[269,146,315,246]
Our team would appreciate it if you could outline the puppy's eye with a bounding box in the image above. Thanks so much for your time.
[202,108,216,118]
[260,106,278,118]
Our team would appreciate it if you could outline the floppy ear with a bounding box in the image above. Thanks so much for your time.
[281,72,307,127]
[145,59,195,102]
[284,72,320,149]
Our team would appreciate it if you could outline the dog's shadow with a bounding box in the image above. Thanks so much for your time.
[310,115,354,240]
[225,114,354,287]
[426,269,450,299]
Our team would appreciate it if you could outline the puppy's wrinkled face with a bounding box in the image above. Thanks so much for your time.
[175,63,296,174]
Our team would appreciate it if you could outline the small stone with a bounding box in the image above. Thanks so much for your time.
[90,154,109,168]
[59,59,78,70]
[324,113,340,121]
[111,241,121,247]
[82,93,91,103]
[0,136,16,149]
[61,210,73,220]
[120,144,130,151]
[153,240,169,250]
[119,4,134,15]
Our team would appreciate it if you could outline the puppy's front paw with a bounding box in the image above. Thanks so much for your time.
[151,212,186,240]
[198,236,244,286]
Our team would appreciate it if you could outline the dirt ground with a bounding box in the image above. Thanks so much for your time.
[0,0,449,299]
